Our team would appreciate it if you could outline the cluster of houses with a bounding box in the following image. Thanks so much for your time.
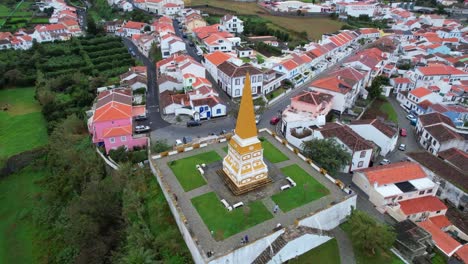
[0,0,82,50]
[133,0,184,16]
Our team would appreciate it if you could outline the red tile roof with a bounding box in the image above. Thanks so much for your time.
[399,196,447,215]
[94,102,132,122]
[410,87,432,98]
[418,220,461,256]
[124,21,146,30]
[429,215,452,229]
[454,245,468,264]
[204,51,232,66]
[132,105,146,117]
[102,125,132,138]
[417,65,466,76]
[310,76,352,94]
[357,162,427,186]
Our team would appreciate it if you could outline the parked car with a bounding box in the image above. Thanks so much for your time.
[135,114,147,121]
[175,139,183,146]
[270,116,280,125]
[187,120,201,127]
[406,114,416,120]
[400,128,407,137]
[398,144,406,151]
[183,136,192,144]
[189,42,195,47]
[135,125,150,133]
[255,115,261,124]
[380,159,391,165]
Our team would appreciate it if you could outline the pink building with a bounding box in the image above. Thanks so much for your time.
[88,88,147,153]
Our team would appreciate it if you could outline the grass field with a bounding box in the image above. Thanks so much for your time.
[269,87,287,100]
[191,192,273,240]
[289,238,340,264]
[0,88,48,162]
[168,151,222,192]
[188,0,343,40]
[362,98,398,123]
[341,222,405,264]
[260,138,289,163]
[271,164,329,212]
[0,166,44,264]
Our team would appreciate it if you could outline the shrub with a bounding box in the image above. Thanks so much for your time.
[151,139,172,153]
[109,146,129,163]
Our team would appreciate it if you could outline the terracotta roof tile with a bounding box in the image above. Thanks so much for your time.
[454,245,468,264]
[429,215,452,229]
[318,123,374,152]
[438,148,468,172]
[400,196,447,215]
[350,119,397,138]
[204,51,232,66]
[410,87,432,98]
[356,161,426,186]
[419,112,455,127]
[418,220,461,256]
[102,125,132,138]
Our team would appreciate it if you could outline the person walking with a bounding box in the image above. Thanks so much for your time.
[244,235,249,243]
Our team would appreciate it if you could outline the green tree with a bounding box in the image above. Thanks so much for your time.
[368,75,389,99]
[347,210,396,255]
[86,13,98,35]
[150,139,172,153]
[302,138,351,175]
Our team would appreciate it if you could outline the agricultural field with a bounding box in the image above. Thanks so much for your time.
[188,0,343,40]
[0,88,48,165]
[0,0,50,31]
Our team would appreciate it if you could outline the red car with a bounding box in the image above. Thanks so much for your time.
[400,128,407,137]
[270,116,280,125]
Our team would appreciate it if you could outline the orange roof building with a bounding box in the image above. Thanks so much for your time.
[222,73,269,195]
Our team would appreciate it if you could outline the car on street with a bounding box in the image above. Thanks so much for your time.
[255,115,261,124]
[406,114,416,120]
[380,159,391,165]
[135,125,150,133]
[187,120,201,127]
[175,139,183,146]
[270,116,280,125]
[398,144,406,151]
[135,114,147,121]
[189,42,195,47]
[400,128,407,137]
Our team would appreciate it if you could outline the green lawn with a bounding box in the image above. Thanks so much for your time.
[191,192,273,240]
[0,88,48,162]
[379,100,398,123]
[0,4,11,16]
[289,238,340,264]
[260,138,289,163]
[168,151,221,192]
[0,166,44,264]
[222,146,228,153]
[30,17,50,24]
[269,87,287,101]
[271,164,329,212]
[341,222,404,264]
[431,250,447,264]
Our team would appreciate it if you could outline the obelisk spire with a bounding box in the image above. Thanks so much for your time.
[235,73,258,139]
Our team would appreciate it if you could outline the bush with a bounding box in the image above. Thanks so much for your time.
[151,139,172,153]
[109,146,129,162]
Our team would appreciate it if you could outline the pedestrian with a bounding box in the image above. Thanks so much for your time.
[273,204,279,214]
[244,235,249,243]
[241,238,245,244]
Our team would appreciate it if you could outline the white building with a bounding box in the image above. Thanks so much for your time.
[349,119,398,156]
[336,2,377,18]
[203,51,241,81]
[220,14,244,34]
[160,33,186,58]
[217,62,264,98]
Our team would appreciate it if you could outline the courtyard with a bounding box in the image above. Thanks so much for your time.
[153,131,346,257]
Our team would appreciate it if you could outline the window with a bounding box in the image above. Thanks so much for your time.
[436,210,441,214]
[121,136,126,142]
[216,109,221,114]
[432,140,436,146]
[358,161,364,168]
[235,78,240,85]
[204,106,209,110]
[427,189,433,193]
[419,190,425,195]
[110,137,115,143]
[235,89,240,96]
[258,76,262,82]
[360,151,366,158]
[252,76,256,83]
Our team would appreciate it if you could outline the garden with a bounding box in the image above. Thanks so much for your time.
[191,192,273,240]
[361,98,398,123]
[168,151,222,192]
[271,164,329,212]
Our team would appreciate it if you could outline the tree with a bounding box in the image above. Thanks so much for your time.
[86,14,98,35]
[347,210,396,255]
[150,139,172,153]
[301,138,351,175]
[368,75,390,99]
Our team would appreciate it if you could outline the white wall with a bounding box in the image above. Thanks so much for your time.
[349,124,398,156]
[299,195,357,230]
[269,234,332,264]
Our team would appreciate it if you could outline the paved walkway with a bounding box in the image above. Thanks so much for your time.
[152,131,349,259]
[332,227,356,264]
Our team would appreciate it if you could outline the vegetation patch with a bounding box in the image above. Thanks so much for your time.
[259,137,289,163]
[168,151,222,192]
[191,192,273,240]
[0,88,48,161]
[362,99,398,124]
[289,238,341,264]
[0,165,44,264]
[271,164,329,212]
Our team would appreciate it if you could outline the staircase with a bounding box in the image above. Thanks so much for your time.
[251,226,331,264]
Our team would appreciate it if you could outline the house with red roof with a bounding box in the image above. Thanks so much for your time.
[353,162,440,216]
[120,21,147,37]
[203,51,240,80]
[309,66,366,114]
[131,33,157,56]
[415,112,466,155]
[160,33,186,58]
[349,118,399,156]
[312,122,375,172]
[88,88,148,153]
[398,87,443,114]
[163,2,182,16]
[413,65,468,87]
[120,66,148,90]
[220,14,244,34]
[391,77,414,92]
[342,47,387,87]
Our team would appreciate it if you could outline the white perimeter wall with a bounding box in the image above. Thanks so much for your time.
[208,230,284,264]
[268,234,332,264]
[299,195,357,230]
